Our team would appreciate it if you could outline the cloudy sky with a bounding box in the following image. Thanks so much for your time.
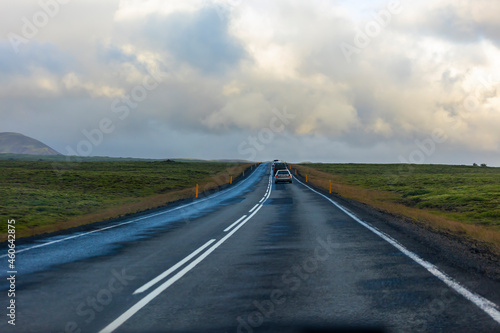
[1,0,500,165]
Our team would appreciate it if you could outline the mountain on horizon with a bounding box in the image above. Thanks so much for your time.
[0,132,61,156]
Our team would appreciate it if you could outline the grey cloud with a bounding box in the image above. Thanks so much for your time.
[427,5,483,43]
[98,43,138,66]
[144,5,247,74]
[441,70,463,88]
[401,2,500,46]
[0,41,72,76]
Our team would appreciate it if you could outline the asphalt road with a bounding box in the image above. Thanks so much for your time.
[1,163,499,333]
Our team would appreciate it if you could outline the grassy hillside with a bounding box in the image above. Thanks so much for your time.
[0,153,158,162]
[0,153,253,163]
[0,132,61,155]
[0,160,251,239]
[292,163,500,251]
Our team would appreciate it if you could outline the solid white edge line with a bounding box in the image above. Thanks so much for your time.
[99,205,265,333]
[249,204,259,213]
[133,239,216,295]
[1,164,264,258]
[223,215,247,232]
[295,178,500,324]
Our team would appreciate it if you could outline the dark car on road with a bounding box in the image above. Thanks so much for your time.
[273,162,287,173]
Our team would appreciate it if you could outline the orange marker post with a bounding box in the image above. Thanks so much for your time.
[230,176,233,184]
[329,180,332,194]
[196,184,199,198]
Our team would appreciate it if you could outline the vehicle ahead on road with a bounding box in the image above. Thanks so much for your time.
[273,162,287,173]
[275,169,293,184]
[272,160,280,172]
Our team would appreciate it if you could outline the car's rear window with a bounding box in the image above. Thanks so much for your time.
[277,171,289,175]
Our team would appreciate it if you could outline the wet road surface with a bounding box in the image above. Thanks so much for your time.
[1,163,499,332]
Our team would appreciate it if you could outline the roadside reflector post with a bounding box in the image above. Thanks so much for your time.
[306,175,308,182]
[230,176,233,184]
[196,184,199,198]
[329,180,332,194]
[251,166,253,170]
[295,169,297,175]
[243,170,245,176]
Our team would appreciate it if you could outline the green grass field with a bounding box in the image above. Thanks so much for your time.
[302,163,500,228]
[0,159,247,237]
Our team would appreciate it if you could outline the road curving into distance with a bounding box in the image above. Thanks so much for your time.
[1,163,499,332]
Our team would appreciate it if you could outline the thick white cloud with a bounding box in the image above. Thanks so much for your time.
[0,0,499,165]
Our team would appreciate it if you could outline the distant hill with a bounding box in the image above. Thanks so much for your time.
[0,132,61,155]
